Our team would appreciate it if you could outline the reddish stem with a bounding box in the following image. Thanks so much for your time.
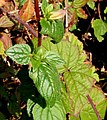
[86,94,102,120]
[34,0,41,47]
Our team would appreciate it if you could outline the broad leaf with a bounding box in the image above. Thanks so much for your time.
[41,32,99,115]
[19,0,34,22]
[27,99,66,120]
[80,87,107,120]
[0,15,14,28]
[92,19,107,42]
[40,19,64,43]
[6,44,31,65]
[30,62,61,107]
[73,0,89,8]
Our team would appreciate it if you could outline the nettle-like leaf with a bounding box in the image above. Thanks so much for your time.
[72,0,89,8]
[40,18,64,43]
[30,62,61,107]
[41,32,99,116]
[30,48,64,107]
[80,87,107,120]
[92,19,107,42]
[6,44,31,65]
[27,99,66,120]
[0,15,14,28]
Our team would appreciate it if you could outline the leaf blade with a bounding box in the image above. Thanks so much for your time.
[6,44,31,65]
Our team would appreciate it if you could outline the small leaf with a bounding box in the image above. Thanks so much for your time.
[87,0,95,10]
[41,0,48,15]
[80,87,107,120]
[6,44,31,65]
[40,19,64,43]
[30,62,61,107]
[19,0,34,22]
[104,7,107,14]
[0,15,14,28]
[19,0,27,7]
[45,4,53,18]
[27,99,66,120]
[76,8,88,19]
[73,0,89,8]
[0,32,12,50]
[92,19,107,42]
[49,9,66,20]
[0,41,5,55]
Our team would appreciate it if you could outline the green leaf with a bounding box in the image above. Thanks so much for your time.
[41,0,48,15]
[80,87,107,120]
[73,0,89,8]
[76,8,88,19]
[0,15,14,28]
[27,99,66,120]
[40,19,64,43]
[87,0,95,10]
[30,62,61,107]
[104,7,107,14]
[41,32,99,115]
[45,4,53,18]
[92,19,107,42]
[6,44,31,65]
[19,0,27,7]
[44,51,65,66]
[0,112,6,120]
